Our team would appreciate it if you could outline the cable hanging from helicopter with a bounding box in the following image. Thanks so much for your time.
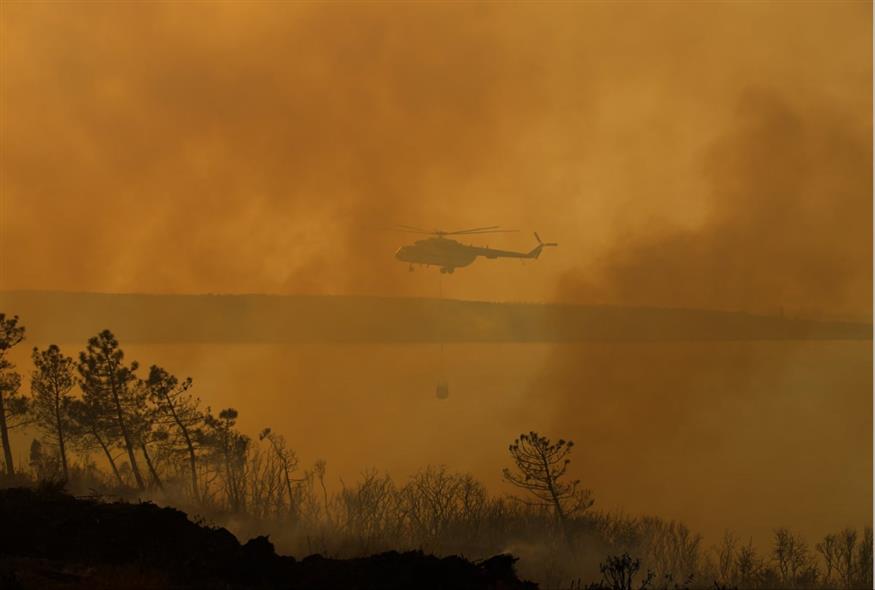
[391,225,558,399]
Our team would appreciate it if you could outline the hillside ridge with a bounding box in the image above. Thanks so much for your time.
[0,290,869,343]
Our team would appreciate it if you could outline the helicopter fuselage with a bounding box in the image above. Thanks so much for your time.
[394,235,552,273]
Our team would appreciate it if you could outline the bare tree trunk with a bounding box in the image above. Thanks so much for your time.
[318,467,330,522]
[91,428,124,486]
[185,433,199,501]
[140,442,163,491]
[281,459,294,517]
[540,450,570,545]
[54,395,69,481]
[165,397,199,501]
[105,365,145,490]
[222,437,238,511]
[0,390,14,476]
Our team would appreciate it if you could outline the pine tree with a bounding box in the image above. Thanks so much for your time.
[68,396,125,486]
[145,366,203,500]
[0,314,28,475]
[128,379,163,491]
[502,431,593,541]
[30,345,76,481]
[78,330,146,490]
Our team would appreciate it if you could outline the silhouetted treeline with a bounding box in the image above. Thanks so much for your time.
[0,313,871,589]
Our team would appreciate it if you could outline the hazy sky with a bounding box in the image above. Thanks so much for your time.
[1,2,871,313]
[0,3,871,552]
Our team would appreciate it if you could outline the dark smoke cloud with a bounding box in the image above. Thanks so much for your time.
[559,87,872,317]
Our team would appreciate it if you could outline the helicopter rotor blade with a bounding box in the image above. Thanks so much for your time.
[388,224,519,237]
[444,225,501,234]
[389,228,433,235]
[393,224,433,233]
[452,229,520,235]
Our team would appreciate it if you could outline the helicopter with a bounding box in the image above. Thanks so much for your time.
[393,225,557,274]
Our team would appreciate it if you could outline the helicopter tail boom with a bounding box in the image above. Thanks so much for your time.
[527,232,558,258]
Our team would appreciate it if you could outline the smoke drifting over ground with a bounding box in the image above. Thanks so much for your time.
[534,75,873,540]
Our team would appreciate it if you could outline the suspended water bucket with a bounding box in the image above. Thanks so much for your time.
[436,380,449,399]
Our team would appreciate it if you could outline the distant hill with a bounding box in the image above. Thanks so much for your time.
[0,291,870,344]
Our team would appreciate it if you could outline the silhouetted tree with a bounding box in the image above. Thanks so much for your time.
[246,445,283,518]
[0,314,27,475]
[314,459,330,523]
[735,539,767,588]
[146,366,202,500]
[401,465,488,548]
[715,531,738,586]
[28,438,60,480]
[78,330,146,490]
[502,431,593,539]
[260,427,299,517]
[204,407,249,512]
[815,532,839,587]
[772,528,815,588]
[294,463,328,528]
[585,553,657,590]
[827,527,871,590]
[68,396,125,486]
[638,517,701,584]
[128,380,163,491]
[337,469,400,554]
[30,345,75,481]
[858,527,873,589]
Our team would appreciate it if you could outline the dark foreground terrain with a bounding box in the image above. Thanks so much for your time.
[0,487,536,590]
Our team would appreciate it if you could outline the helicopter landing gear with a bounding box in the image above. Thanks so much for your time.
[439,267,455,274]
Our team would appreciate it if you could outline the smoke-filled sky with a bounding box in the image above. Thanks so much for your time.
[0,2,872,551]
[1,2,871,315]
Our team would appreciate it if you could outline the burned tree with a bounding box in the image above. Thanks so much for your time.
[337,470,400,554]
[78,330,146,490]
[30,345,76,481]
[314,459,330,522]
[204,408,250,512]
[502,431,593,538]
[0,314,27,475]
[773,527,816,588]
[401,465,488,548]
[589,553,655,590]
[259,427,300,518]
[145,366,202,500]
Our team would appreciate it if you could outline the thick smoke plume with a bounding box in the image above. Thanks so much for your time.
[2,2,870,310]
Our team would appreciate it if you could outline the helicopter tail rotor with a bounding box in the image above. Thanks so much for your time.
[529,232,558,258]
